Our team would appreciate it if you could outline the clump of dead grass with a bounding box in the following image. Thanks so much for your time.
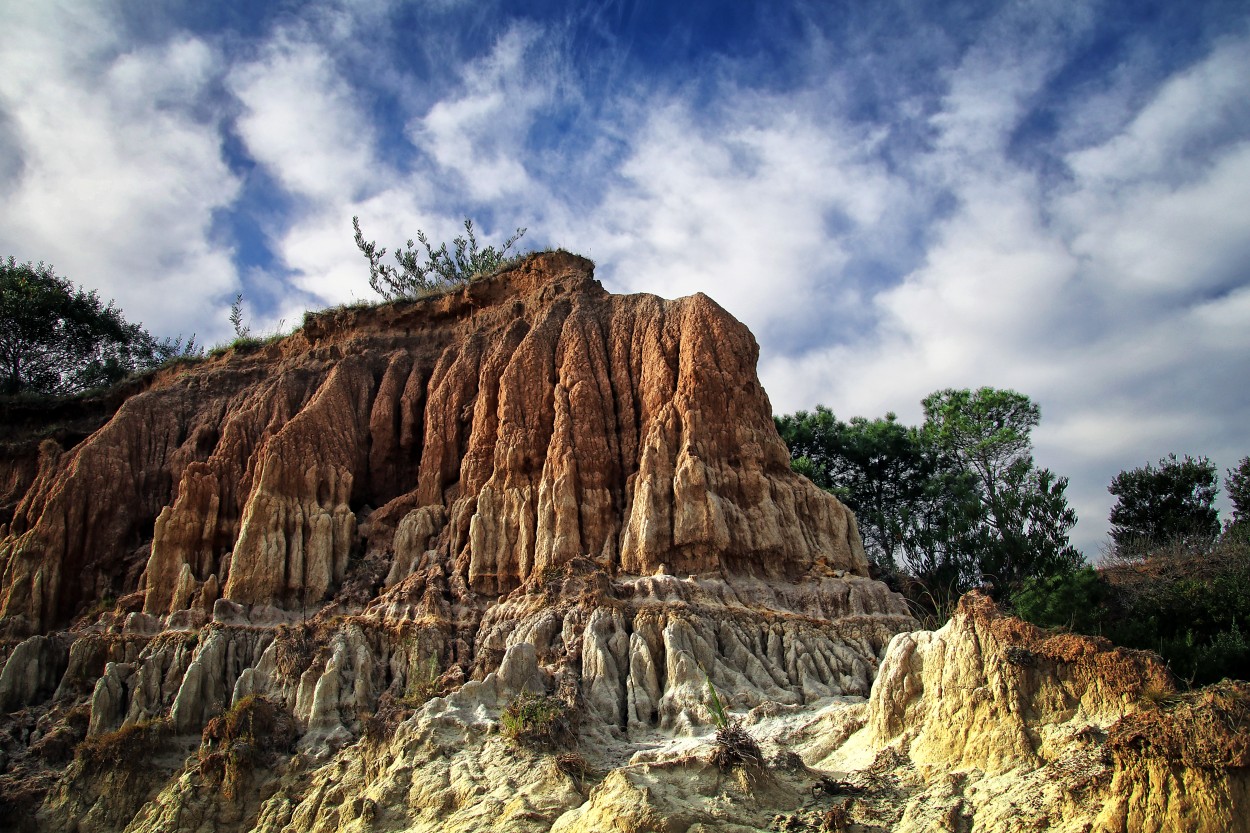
[1107,680,1250,770]
[75,718,171,773]
[198,695,296,799]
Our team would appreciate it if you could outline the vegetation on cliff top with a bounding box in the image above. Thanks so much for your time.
[0,257,196,397]
[353,215,528,301]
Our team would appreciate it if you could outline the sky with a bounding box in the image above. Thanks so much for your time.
[1,0,1248,556]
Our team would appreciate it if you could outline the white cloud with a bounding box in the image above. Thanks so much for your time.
[411,23,556,201]
[229,34,377,203]
[758,28,1250,554]
[556,93,905,354]
[0,4,240,341]
[1066,37,1250,186]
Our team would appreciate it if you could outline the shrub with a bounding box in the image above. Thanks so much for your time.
[704,671,762,769]
[500,690,573,748]
[75,718,171,772]
[1015,533,1250,686]
[361,692,412,744]
[199,695,296,800]
[353,216,527,301]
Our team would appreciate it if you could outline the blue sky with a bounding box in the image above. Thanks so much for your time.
[2,0,1248,555]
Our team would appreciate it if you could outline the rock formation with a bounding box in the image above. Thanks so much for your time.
[0,253,1243,832]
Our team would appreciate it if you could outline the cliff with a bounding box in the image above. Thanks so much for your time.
[0,253,913,830]
[0,253,1243,832]
[0,252,868,633]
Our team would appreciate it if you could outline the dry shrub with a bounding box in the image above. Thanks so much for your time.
[199,695,296,799]
[1107,680,1250,770]
[272,623,316,679]
[554,751,595,782]
[712,721,763,770]
[967,589,1177,700]
[361,692,413,744]
[75,718,171,772]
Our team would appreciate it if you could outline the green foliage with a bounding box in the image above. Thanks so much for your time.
[229,293,250,338]
[778,387,1080,608]
[776,408,982,584]
[1103,533,1250,686]
[1014,530,1250,687]
[353,216,527,301]
[1226,456,1250,529]
[1109,454,1220,549]
[1011,567,1110,634]
[0,257,194,396]
[699,671,762,769]
[922,387,1081,594]
[500,690,573,747]
[921,387,1038,490]
[703,670,729,730]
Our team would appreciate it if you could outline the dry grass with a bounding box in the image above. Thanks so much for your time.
[199,695,297,800]
[957,590,1176,701]
[1107,680,1250,770]
[75,718,171,772]
[272,622,318,678]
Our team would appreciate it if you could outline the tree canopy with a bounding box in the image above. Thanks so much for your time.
[921,388,1080,593]
[1226,456,1250,530]
[0,257,186,397]
[1108,453,1220,549]
[777,387,1080,605]
[776,407,981,590]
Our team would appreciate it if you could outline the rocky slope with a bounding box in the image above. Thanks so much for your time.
[0,253,1244,832]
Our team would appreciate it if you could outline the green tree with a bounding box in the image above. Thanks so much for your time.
[778,387,1080,606]
[1226,456,1250,529]
[0,257,188,397]
[776,407,981,586]
[1108,454,1219,549]
[921,387,1081,594]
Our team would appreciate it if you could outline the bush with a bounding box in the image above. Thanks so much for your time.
[1011,567,1110,634]
[75,718,171,772]
[199,695,296,800]
[500,690,573,748]
[1015,534,1250,687]
[353,216,527,301]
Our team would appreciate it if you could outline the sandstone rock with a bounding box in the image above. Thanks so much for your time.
[809,591,1250,833]
[6,255,1234,833]
[0,634,67,710]
[1,253,867,634]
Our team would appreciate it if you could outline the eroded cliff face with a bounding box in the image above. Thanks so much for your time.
[806,592,1250,833]
[0,254,915,831]
[0,252,865,635]
[0,255,1242,833]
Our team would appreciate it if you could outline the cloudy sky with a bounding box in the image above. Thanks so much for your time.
[2,0,1248,555]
